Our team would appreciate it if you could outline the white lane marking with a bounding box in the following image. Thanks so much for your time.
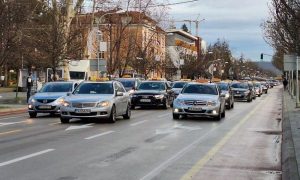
[140,127,218,180]
[85,131,114,140]
[0,115,26,121]
[65,123,94,131]
[0,149,55,167]
[157,113,170,118]
[0,120,28,127]
[130,120,148,126]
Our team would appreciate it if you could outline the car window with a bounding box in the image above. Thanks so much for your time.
[40,83,73,92]
[74,83,114,94]
[118,79,135,88]
[138,82,166,90]
[231,83,249,89]
[217,83,229,91]
[115,82,126,93]
[182,84,218,95]
[172,82,187,88]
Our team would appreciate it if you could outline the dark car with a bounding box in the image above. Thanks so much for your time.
[131,81,174,109]
[217,82,234,109]
[231,82,254,102]
[171,81,189,98]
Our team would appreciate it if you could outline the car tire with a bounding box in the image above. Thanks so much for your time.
[60,117,70,123]
[50,112,56,117]
[173,113,180,119]
[221,108,225,118]
[258,94,261,97]
[231,102,234,109]
[108,105,117,123]
[162,101,168,109]
[29,112,37,118]
[131,105,135,110]
[247,96,251,102]
[123,104,131,120]
[214,109,222,121]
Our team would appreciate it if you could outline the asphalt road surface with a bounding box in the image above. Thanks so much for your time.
[0,87,282,180]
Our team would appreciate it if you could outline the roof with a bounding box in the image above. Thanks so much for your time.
[166,29,198,41]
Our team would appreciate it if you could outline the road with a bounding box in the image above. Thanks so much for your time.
[0,87,282,180]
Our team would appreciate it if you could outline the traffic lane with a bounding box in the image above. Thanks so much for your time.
[0,96,262,180]
[153,87,281,180]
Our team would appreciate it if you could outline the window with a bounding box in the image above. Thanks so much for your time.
[98,51,105,59]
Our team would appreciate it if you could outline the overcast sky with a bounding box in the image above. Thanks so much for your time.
[166,0,273,61]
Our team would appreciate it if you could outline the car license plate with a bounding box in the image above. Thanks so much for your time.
[140,99,151,102]
[188,106,202,111]
[39,105,52,109]
[234,94,241,97]
[75,109,91,113]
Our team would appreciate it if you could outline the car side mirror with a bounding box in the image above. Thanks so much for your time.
[67,92,71,96]
[116,92,124,96]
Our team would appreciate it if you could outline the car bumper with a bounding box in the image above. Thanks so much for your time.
[28,104,61,113]
[233,94,248,100]
[131,97,166,107]
[60,106,111,119]
[172,106,220,117]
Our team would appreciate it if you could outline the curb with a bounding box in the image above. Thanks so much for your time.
[0,108,27,116]
[282,92,300,180]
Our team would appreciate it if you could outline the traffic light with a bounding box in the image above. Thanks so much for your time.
[260,53,263,60]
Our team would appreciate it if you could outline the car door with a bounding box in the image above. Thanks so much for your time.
[165,82,174,105]
[113,82,123,115]
[115,82,127,114]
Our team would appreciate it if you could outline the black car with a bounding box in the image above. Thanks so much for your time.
[231,82,254,102]
[217,82,234,109]
[131,81,174,109]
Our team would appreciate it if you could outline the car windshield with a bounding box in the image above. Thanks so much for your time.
[182,84,218,95]
[138,82,165,90]
[255,83,261,87]
[217,83,228,91]
[74,83,113,94]
[231,83,249,89]
[172,82,187,88]
[40,83,73,92]
[117,79,135,88]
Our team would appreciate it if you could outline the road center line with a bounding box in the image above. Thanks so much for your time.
[130,120,148,126]
[0,120,28,127]
[0,149,55,167]
[85,131,114,140]
[0,129,22,136]
[0,115,26,121]
[49,122,61,126]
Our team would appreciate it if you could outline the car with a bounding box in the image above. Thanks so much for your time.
[254,82,263,97]
[172,83,226,120]
[261,82,269,94]
[60,81,131,123]
[217,82,234,109]
[248,82,256,100]
[171,81,189,98]
[231,82,254,102]
[131,80,174,109]
[115,78,141,94]
[27,81,80,118]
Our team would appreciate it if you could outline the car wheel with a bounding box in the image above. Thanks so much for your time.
[108,105,117,123]
[60,117,70,123]
[247,96,251,102]
[258,94,261,97]
[221,108,225,118]
[214,108,221,121]
[265,91,268,94]
[50,112,56,117]
[162,101,168,109]
[123,104,131,120]
[231,102,234,109]
[29,112,37,118]
[173,113,180,119]
[131,105,135,110]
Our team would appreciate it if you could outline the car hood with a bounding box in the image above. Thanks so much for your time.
[64,94,114,103]
[232,88,248,92]
[134,90,166,95]
[177,94,219,101]
[33,92,68,100]
[172,88,182,94]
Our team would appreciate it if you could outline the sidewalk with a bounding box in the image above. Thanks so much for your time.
[282,91,300,180]
[0,91,27,116]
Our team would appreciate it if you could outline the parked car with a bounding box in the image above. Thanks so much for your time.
[60,81,131,123]
[217,82,234,109]
[115,78,141,94]
[254,82,263,97]
[231,82,254,102]
[172,83,226,120]
[28,81,80,118]
[131,80,174,109]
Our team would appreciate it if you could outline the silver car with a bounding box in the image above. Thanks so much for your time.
[60,81,131,123]
[28,81,79,118]
[172,83,226,120]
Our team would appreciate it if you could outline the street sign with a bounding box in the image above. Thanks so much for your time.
[284,54,297,71]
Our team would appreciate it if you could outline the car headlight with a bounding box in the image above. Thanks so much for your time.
[225,94,230,98]
[30,98,36,103]
[97,101,110,107]
[132,94,138,98]
[154,94,164,99]
[63,101,70,107]
[128,89,135,94]
[207,101,217,106]
[56,97,65,104]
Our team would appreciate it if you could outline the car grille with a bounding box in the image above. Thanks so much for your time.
[185,109,207,113]
[70,112,97,116]
[35,106,56,110]
[71,103,96,108]
[36,99,56,103]
[184,100,207,106]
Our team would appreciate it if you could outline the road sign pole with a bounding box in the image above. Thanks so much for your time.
[296,56,300,107]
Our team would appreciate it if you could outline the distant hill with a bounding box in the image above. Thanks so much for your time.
[254,61,282,75]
